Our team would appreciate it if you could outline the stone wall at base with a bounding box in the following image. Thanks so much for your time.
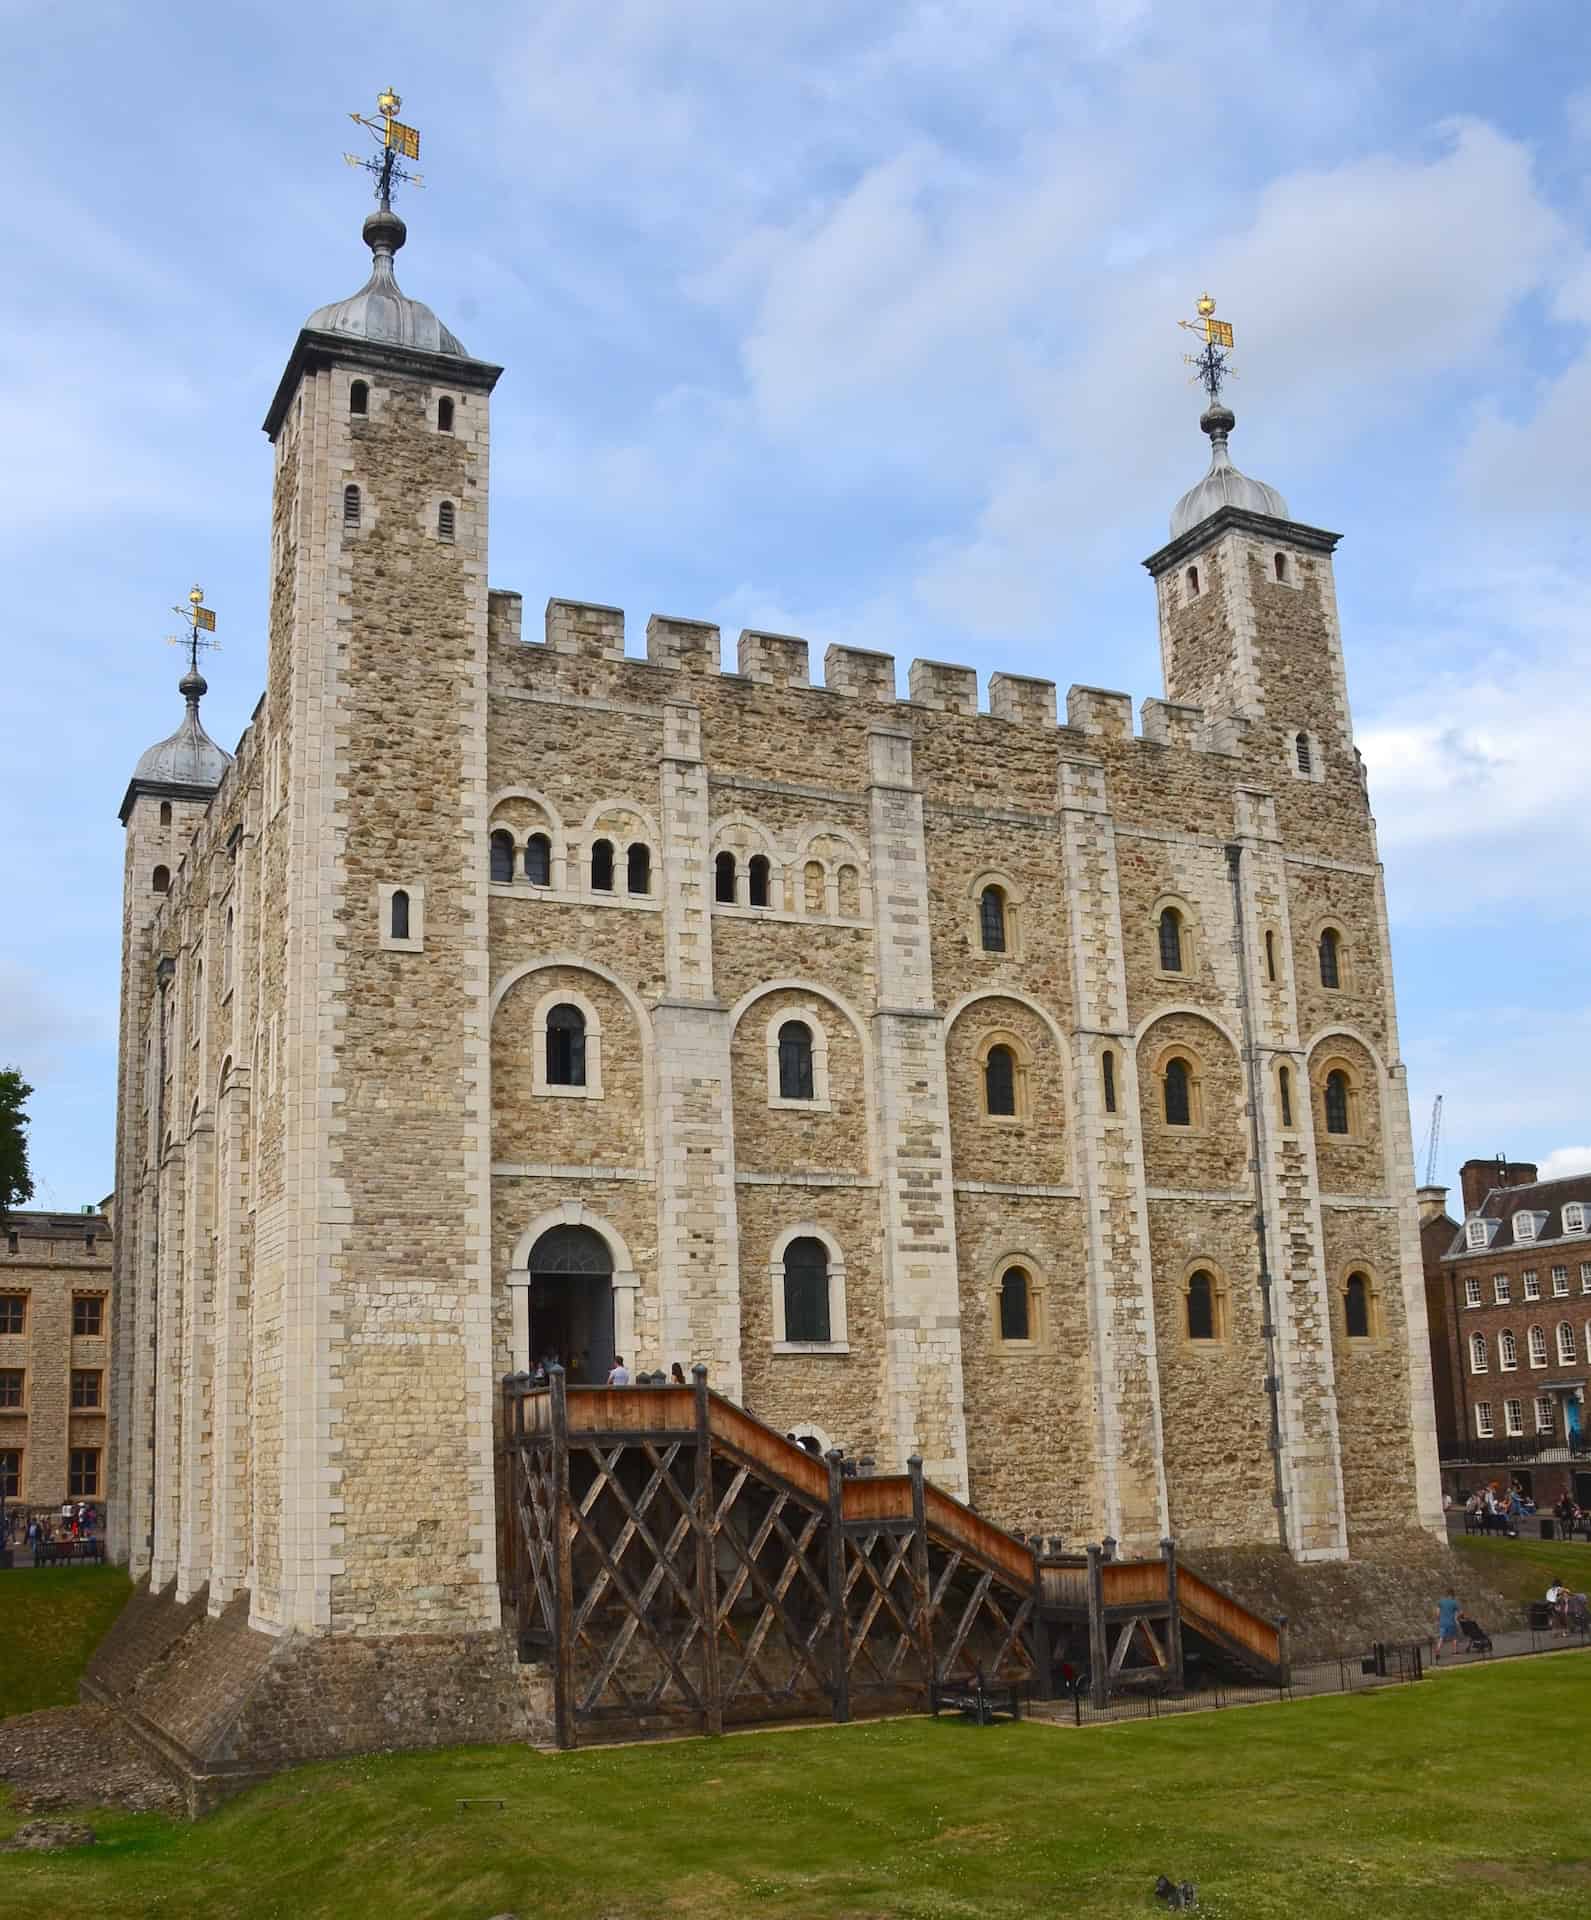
[83,1577,553,1814]
[1186,1536,1521,1663]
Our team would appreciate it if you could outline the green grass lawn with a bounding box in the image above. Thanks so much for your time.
[1454,1533,1591,1612]
[0,1564,130,1717]
[5,1656,1591,1918]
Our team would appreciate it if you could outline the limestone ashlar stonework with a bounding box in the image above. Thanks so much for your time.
[108,222,1444,1784]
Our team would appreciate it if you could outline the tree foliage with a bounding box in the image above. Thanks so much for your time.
[0,1067,35,1220]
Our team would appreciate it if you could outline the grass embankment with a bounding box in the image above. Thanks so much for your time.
[0,1564,130,1717]
[1454,1534,1591,1612]
[5,1655,1591,1918]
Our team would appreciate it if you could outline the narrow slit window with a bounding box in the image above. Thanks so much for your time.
[1158,907,1183,973]
[715,851,737,903]
[984,1044,1017,1117]
[1345,1273,1371,1339]
[590,840,614,892]
[389,889,410,940]
[159,801,172,826]
[1279,1064,1294,1128]
[1186,565,1199,595]
[626,842,650,895]
[349,380,368,416]
[1324,1069,1350,1135]
[490,830,515,884]
[525,834,551,886]
[1319,927,1341,989]
[1186,1270,1216,1341]
[1102,1049,1117,1115]
[437,500,455,542]
[979,886,1007,953]
[748,854,771,908]
[545,1004,587,1087]
[777,1021,814,1101]
[343,484,361,531]
[999,1268,1031,1342]
[1275,552,1289,582]
[1164,1057,1191,1127]
[1296,732,1312,775]
[1265,929,1277,981]
[437,396,454,433]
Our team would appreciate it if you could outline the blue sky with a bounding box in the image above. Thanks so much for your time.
[3,0,1589,1211]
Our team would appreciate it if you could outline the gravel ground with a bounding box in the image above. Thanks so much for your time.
[0,1705,183,1817]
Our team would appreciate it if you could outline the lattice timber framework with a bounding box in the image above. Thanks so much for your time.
[501,1368,1284,1745]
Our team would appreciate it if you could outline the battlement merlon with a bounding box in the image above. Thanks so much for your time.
[1141,503,1340,577]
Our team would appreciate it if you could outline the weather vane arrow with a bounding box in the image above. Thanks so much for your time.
[342,85,424,209]
[1177,292,1236,404]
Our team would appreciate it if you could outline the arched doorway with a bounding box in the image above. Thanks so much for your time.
[527,1225,614,1384]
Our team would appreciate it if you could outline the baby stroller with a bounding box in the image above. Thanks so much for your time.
[1457,1613,1493,1653]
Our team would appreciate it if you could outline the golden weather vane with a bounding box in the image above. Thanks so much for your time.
[165,584,220,679]
[343,86,424,208]
[1177,292,1236,404]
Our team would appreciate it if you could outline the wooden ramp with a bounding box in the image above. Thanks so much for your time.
[502,1368,1281,1745]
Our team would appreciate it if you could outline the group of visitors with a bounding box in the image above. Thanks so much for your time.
[526,1352,690,1389]
[2,1502,98,1554]
[1462,1482,1533,1535]
[1544,1575,1591,1635]
[1550,1491,1591,1539]
[601,1357,689,1387]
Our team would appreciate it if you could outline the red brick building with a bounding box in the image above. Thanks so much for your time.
[1422,1159,1591,1509]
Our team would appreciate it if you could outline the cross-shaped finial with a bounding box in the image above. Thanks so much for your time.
[1177,292,1236,404]
[343,86,425,210]
[166,584,219,679]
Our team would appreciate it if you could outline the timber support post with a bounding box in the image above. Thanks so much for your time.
[549,1363,575,1750]
[1029,1537,1053,1700]
[693,1364,723,1736]
[908,1453,934,1695]
[1277,1614,1291,1690]
[826,1450,851,1724]
[1086,1543,1108,1710]
[1161,1537,1184,1694]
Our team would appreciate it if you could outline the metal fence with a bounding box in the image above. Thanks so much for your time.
[1039,1624,1591,1728]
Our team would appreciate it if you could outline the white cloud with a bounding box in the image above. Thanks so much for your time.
[1540,1147,1591,1182]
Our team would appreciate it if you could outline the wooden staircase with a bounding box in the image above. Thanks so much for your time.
[502,1369,1283,1745]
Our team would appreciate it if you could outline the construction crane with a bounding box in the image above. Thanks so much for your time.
[1420,1094,1443,1186]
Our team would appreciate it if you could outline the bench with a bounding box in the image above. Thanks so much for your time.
[930,1676,1023,1725]
[34,1539,105,1566]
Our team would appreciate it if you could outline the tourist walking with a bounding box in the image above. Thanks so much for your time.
[607,1355,631,1387]
[1434,1588,1460,1663]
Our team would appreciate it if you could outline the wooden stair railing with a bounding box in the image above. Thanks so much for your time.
[501,1371,1284,1744]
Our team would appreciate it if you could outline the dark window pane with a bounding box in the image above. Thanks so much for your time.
[1279,1066,1293,1128]
[1159,909,1183,972]
[1319,929,1340,989]
[438,397,454,432]
[749,855,770,908]
[590,840,614,891]
[350,381,368,416]
[69,1449,99,1497]
[526,834,551,886]
[490,831,515,883]
[1296,731,1311,774]
[980,887,1006,952]
[985,1045,1016,1117]
[627,843,650,895]
[70,1369,101,1409]
[778,1021,814,1100]
[1164,1058,1191,1127]
[1187,1271,1215,1340]
[0,1371,22,1409]
[999,1268,1030,1341]
[546,1003,586,1087]
[0,1450,18,1497]
[783,1238,831,1343]
[715,851,736,903]
[389,889,410,940]
[1325,1070,1349,1135]
[0,1297,23,1335]
[1102,1050,1116,1115]
[1345,1274,1370,1338]
[73,1296,103,1337]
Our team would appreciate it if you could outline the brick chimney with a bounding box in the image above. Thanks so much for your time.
[1458,1157,1539,1216]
